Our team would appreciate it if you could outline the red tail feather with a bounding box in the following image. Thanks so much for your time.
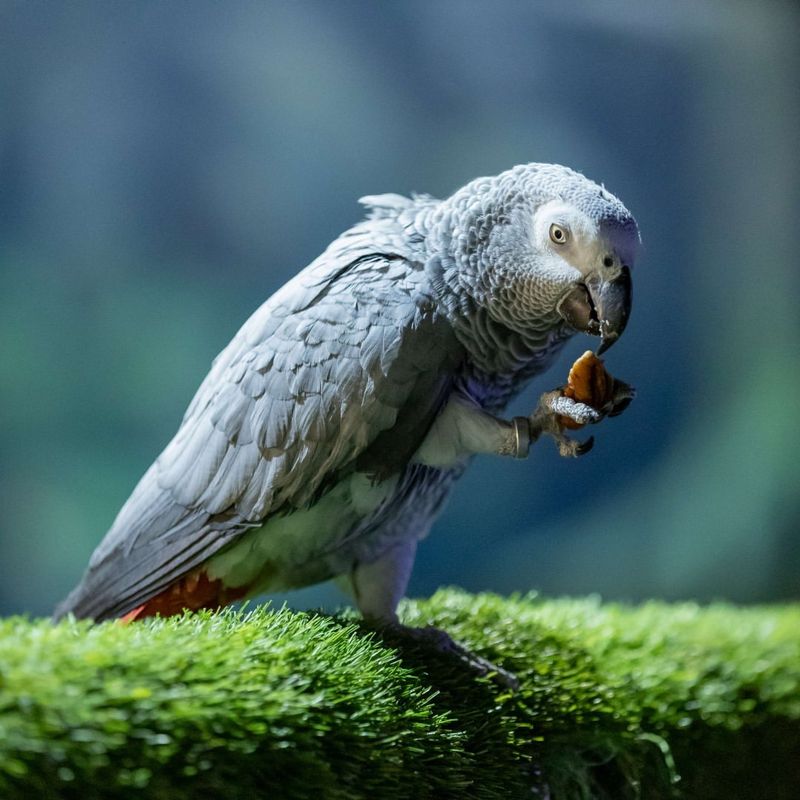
[118,571,249,622]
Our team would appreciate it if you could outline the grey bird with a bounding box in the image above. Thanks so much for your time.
[55,163,639,643]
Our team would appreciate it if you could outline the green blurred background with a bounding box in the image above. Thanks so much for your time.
[1,1,798,617]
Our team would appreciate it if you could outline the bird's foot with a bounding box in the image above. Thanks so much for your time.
[376,623,519,690]
[531,380,634,458]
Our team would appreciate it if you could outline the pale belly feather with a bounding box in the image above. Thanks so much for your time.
[205,472,400,593]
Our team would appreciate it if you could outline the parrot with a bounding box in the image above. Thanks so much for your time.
[54,163,639,655]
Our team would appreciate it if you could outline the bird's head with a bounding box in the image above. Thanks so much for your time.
[441,163,640,354]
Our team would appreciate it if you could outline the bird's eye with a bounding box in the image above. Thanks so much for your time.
[549,223,569,244]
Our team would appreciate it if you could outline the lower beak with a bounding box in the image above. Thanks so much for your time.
[556,266,632,354]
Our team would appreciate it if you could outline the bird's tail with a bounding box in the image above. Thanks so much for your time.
[54,568,250,623]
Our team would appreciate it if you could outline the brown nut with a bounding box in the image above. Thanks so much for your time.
[558,350,615,429]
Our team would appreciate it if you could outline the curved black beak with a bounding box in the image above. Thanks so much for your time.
[556,266,632,354]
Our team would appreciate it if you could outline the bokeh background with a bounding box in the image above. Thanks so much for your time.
[1,1,798,618]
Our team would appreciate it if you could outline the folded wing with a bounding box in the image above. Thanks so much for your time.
[55,220,461,620]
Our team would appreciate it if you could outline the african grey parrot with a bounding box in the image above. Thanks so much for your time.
[55,163,639,628]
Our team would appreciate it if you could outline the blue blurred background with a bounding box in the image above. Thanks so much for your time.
[1,1,798,617]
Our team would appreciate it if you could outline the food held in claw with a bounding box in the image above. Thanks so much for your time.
[559,351,625,429]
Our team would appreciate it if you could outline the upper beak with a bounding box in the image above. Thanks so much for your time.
[556,266,632,354]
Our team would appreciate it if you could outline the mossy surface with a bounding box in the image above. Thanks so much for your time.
[0,589,798,799]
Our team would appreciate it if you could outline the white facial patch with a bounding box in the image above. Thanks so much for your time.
[531,200,603,277]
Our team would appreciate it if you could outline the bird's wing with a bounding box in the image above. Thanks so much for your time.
[56,224,462,620]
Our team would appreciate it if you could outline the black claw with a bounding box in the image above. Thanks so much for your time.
[576,436,595,455]
[608,396,633,417]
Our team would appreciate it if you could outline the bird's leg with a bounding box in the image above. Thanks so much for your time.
[414,378,633,467]
[413,394,542,466]
[337,540,418,624]
[339,542,518,688]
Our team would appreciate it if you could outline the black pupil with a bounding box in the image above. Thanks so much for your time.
[555,229,562,239]
[604,256,613,267]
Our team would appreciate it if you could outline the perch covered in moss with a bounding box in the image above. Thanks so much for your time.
[1,589,798,799]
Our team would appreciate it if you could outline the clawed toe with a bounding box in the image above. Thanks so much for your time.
[557,433,594,458]
[607,381,635,417]
[575,435,595,455]
[380,624,519,690]
[608,396,632,417]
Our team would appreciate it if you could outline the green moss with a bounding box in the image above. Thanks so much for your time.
[0,590,798,799]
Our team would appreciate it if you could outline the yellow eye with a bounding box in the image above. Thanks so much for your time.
[549,223,569,244]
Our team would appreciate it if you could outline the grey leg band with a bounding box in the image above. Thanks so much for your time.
[511,417,531,459]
